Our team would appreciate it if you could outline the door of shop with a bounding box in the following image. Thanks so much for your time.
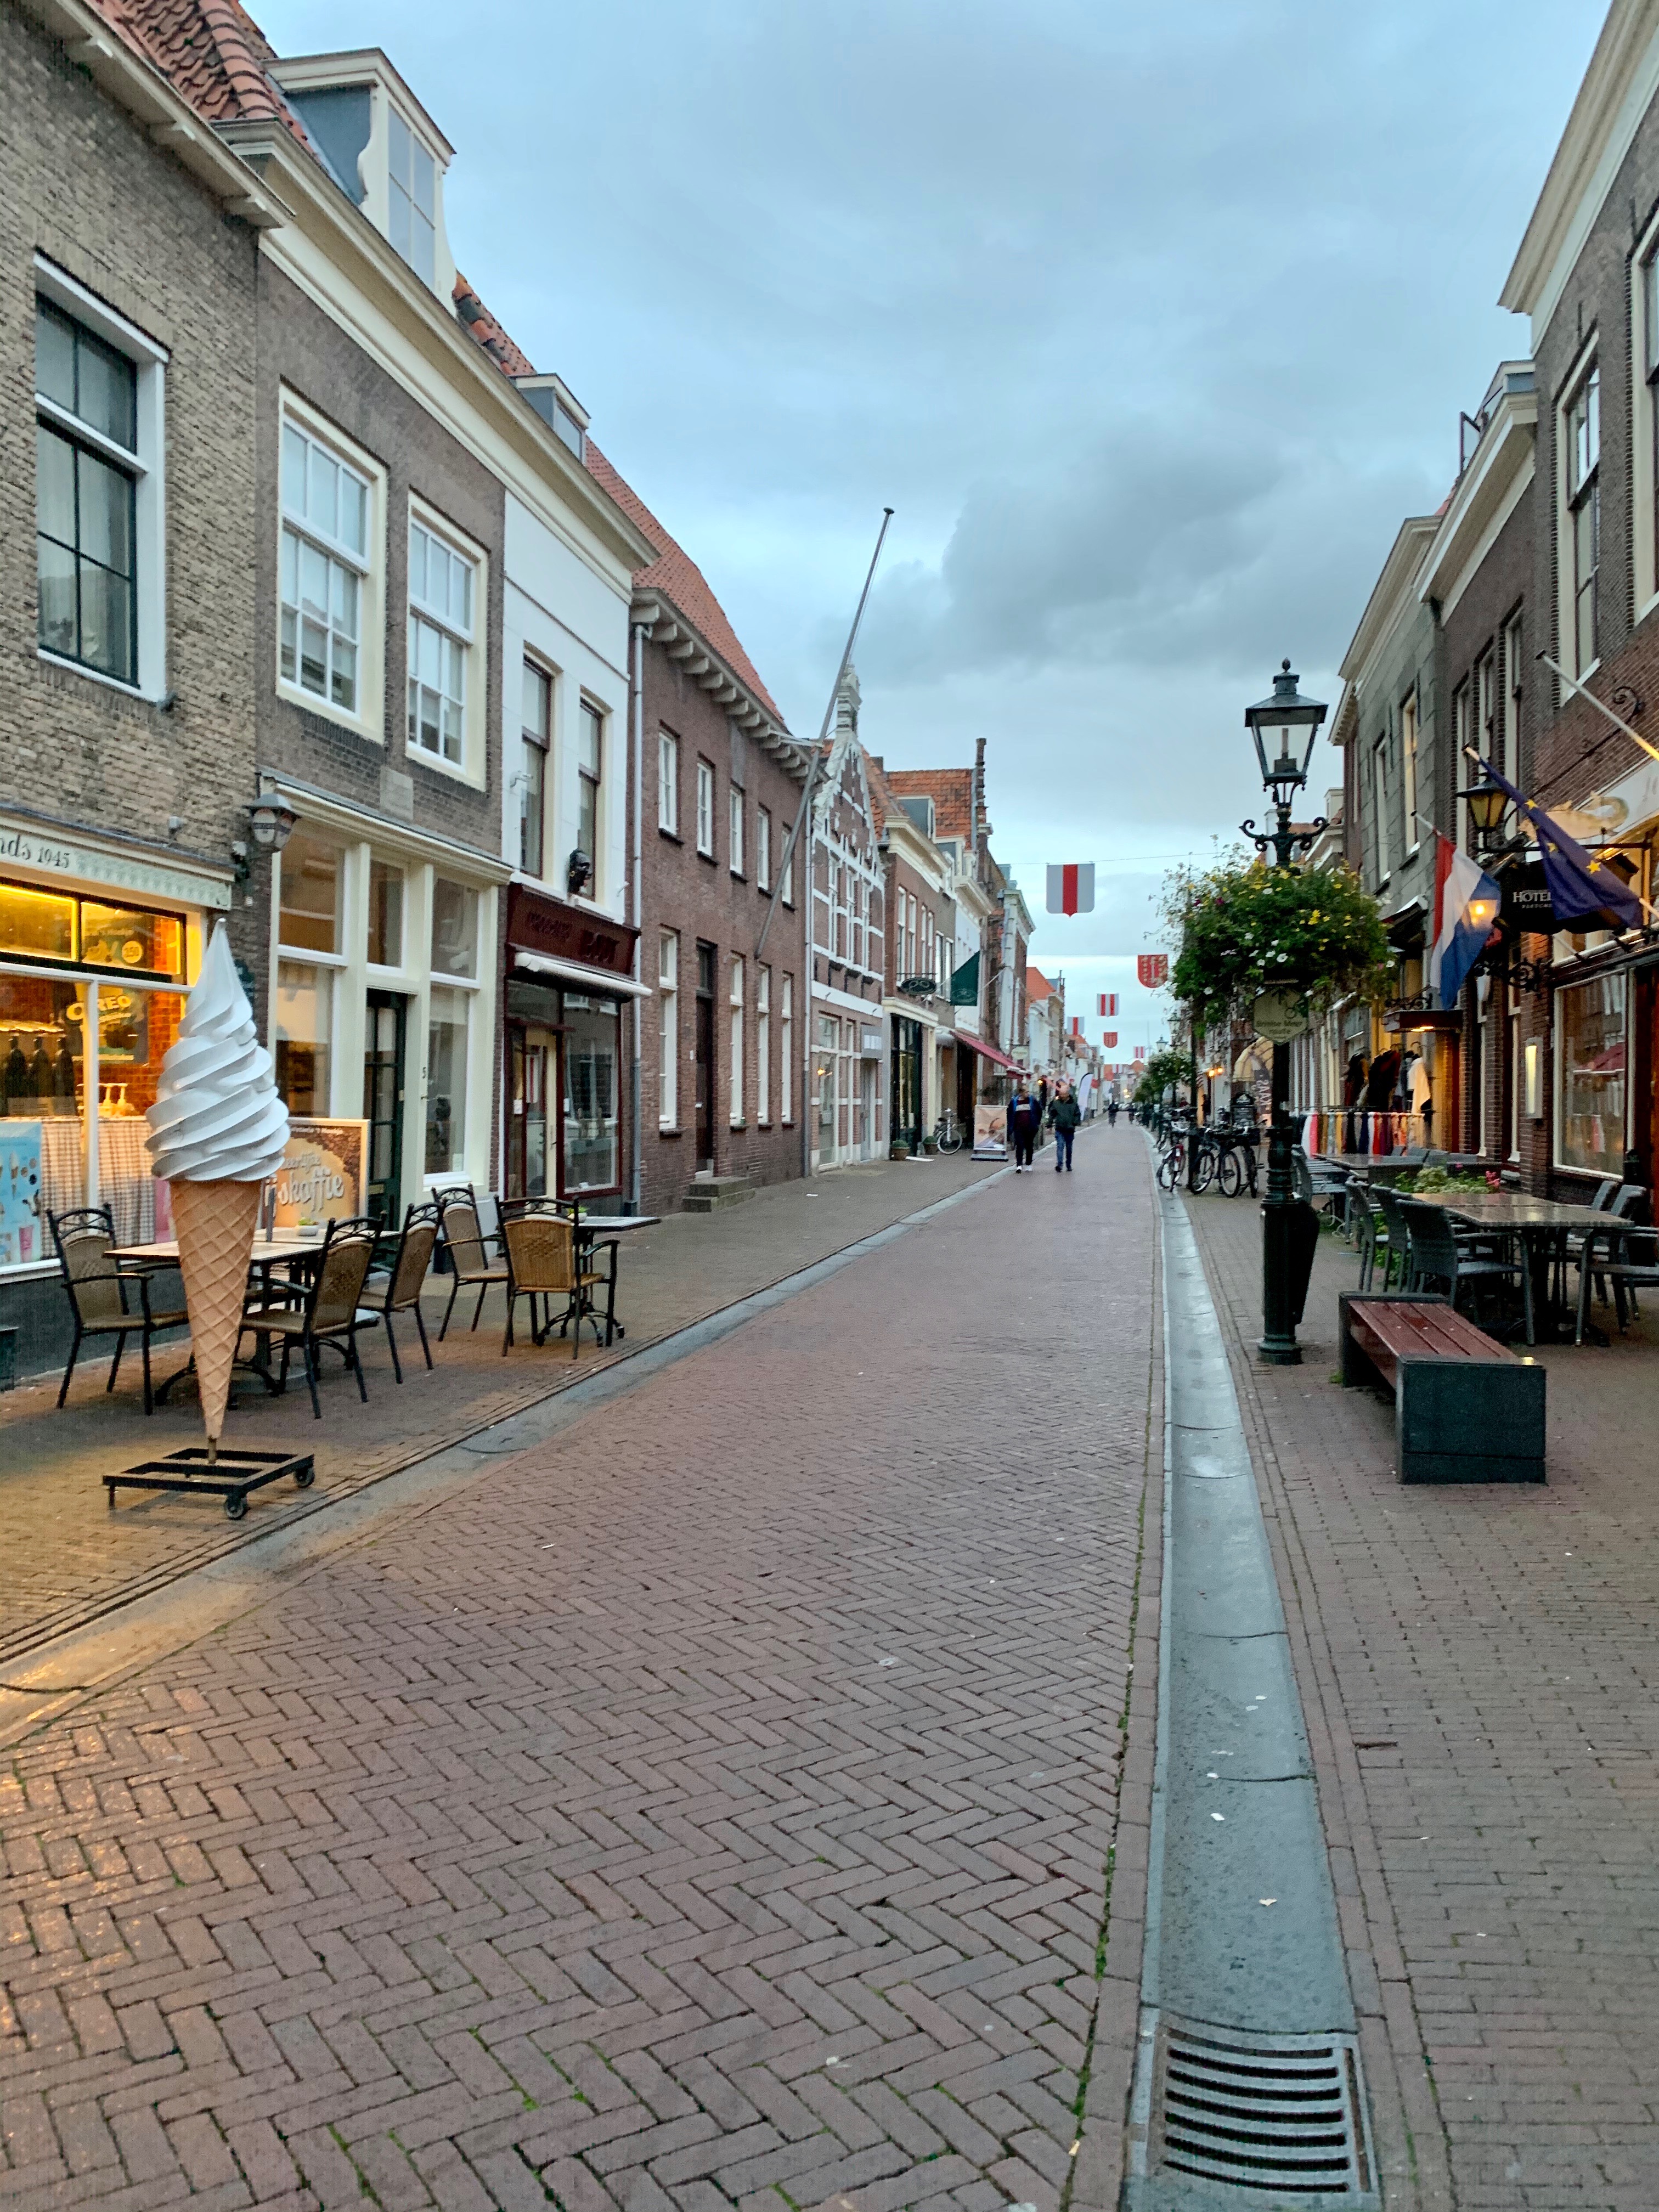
[506,1025,557,1200]
[363,991,407,1226]
[695,943,716,1174]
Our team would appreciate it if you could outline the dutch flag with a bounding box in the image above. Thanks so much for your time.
[1427,833,1500,1012]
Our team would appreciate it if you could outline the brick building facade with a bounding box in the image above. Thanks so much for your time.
[1,1,279,1362]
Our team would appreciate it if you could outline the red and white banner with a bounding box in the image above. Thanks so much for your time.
[1098,993,1119,1016]
[1046,863,1095,916]
[1071,1015,1082,1036]
[1134,1045,1147,1060]
[1136,953,1169,989]
[1103,1030,1118,1047]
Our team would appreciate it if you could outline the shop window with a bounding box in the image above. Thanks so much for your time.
[1555,974,1626,1175]
[278,833,341,955]
[0,882,76,964]
[563,994,619,1191]
[426,984,469,1172]
[368,860,403,968]
[275,961,332,1116]
[431,877,477,977]
[81,902,184,980]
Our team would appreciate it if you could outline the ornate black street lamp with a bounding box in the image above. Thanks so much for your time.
[1459,761,1510,853]
[1242,659,1327,1367]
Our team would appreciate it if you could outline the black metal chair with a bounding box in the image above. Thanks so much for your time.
[1398,1197,1533,1344]
[50,1206,187,1415]
[1575,1188,1659,1338]
[242,1217,380,1418]
[435,1184,509,1339]
[358,1201,439,1383]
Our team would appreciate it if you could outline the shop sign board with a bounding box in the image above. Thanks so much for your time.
[1499,861,1555,929]
[274,1118,368,1226]
[507,884,637,978]
[1251,989,1311,1042]
[0,815,230,911]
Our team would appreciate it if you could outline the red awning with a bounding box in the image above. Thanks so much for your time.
[960,1032,1018,1073]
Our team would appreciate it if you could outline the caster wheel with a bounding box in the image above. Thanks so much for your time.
[294,1464,315,1489]
[224,1492,248,1521]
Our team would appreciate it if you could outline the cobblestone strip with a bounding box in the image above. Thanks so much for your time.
[1,1128,1158,2211]
[1183,1181,1659,2211]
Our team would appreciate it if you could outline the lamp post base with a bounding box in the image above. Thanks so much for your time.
[1259,1040,1304,1365]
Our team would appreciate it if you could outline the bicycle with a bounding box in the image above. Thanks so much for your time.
[1207,1122,1260,1198]
[1155,1118,1193,1193]
[933,1109,964,1154]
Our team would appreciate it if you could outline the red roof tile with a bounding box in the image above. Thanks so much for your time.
[883,767,975,845]
[584,444,786,729]
[1026,967,1056,1002]
[452,276,537,379]
[93,0,311,143]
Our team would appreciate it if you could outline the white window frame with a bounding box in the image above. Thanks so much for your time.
[272,390,386,740]
[757,963,771,1124]
[520,658,551,878]
[1371,736,1391,883]
[729,955,744,1124]
[658,729,679,835]
[1638,217,1659,618]
[757,807,771,891]
[659,929,679,1126]
[1558,343,1601,679]
[34,256,169,702]
[730,785,745,878]
[1453,681,1472,851]
[1401,691,1420,854]
[577,697,604,889]
[387,103,438,289]
[781,973,794,1122]
[407,499,486,785]
[1502,612,1523,782]
[696,760,715,857]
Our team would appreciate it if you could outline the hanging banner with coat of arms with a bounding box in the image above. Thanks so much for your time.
[1137,953,1169,989]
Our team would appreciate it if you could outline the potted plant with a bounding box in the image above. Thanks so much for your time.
[1168,851,1389,1031]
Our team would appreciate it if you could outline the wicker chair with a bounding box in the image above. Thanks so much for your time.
[435,1185,509,1339]
[50,1206,187,1415]
[499,1200,617,1360]
[244,1217,380,1418]
[358,1201,439,1383]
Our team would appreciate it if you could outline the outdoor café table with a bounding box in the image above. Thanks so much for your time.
[112,1228,328,1397]
[544,1206,659,1342]
[1407,1190,1615,1344]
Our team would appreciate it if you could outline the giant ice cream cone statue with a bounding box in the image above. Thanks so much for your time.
[145,926,290,1455]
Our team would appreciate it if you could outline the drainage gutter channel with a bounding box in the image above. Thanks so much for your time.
[0,1163,1013,1749]
[1124,1188,1377,2210]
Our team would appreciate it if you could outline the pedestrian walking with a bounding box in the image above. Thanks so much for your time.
[1049,1079,1080,1172]
[1107,1096,1120,1128]
[1008,1082,1041,1170]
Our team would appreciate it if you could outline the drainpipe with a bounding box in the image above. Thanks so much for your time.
[628,618,645,1214]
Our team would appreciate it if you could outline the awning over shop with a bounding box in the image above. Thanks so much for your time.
[513,950,652,999]
[960,1031,1018,1073]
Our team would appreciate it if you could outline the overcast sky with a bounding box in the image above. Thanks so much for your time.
[264,0,1604,1052]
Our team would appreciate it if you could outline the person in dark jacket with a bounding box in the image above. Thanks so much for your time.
[1008,1084,1041,1170]
[1049,1080,1081,1171]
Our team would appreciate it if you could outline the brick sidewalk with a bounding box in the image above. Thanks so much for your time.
[1183,1183,1659,2211]
[0,1154,1008,1673]
[0,1126,1162,2212]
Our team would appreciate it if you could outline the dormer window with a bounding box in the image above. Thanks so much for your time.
[514,375,589,462]
[388,107,436,285]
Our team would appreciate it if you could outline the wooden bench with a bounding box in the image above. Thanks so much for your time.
[1338,1292,1546,1485]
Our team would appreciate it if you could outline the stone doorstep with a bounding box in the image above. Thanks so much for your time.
[680,1176,755,1212]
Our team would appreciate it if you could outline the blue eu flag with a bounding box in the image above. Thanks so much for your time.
[1483,761,1643,932]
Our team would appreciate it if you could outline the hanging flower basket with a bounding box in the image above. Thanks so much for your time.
[1170,855,1389,1032]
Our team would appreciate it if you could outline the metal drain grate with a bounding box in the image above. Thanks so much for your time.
[1150,2021,1375,2199]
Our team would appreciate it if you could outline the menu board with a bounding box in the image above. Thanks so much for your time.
[0,1120,44,1268]
[274,1119,368,1227]
[972,1101,1008,1159]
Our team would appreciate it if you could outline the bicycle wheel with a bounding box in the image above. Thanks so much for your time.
[1192,1144,1216,1194]
[938,1126,962,1153]
[1217,1146,1243,1198]
[1156,1143,1182,1192]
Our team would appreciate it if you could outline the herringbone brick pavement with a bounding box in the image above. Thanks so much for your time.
[0,1130,1157,2211]
[1184,1184,1659,2211]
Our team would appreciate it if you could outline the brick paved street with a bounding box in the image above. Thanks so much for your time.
[0,1127,1161,2212]
[1183,1180,1659,2212]
[0,1153,1005,1674]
